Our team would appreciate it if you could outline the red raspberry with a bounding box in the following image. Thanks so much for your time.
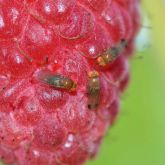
[0,0,140,165]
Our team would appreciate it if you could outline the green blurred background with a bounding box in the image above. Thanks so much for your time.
[87,1,165,165]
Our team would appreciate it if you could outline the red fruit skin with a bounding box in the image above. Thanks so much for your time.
[0,0,140,165]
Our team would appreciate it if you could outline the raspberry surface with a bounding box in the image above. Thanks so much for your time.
[0,0,140,165]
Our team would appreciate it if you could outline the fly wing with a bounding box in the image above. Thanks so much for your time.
[36,70,61,87]
[88,90,100,109]
[87,84,100,110]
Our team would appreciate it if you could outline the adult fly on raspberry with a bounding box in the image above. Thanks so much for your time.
[87,71,101,110]
[97,39,128,67]
[37,70,77,92]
